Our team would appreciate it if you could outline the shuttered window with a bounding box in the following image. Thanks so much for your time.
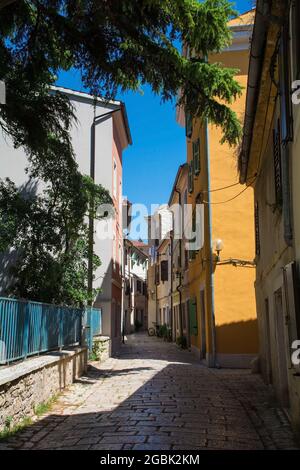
[279,16,293,142]
[188,161,194,193]
[160,260,168,282]
[273,120,283,206]
[185,112,193,138]
[189,298,198,336]
[193,138,200,175]
[255,202,260,256]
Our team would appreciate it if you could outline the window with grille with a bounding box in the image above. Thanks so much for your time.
[273,120,283,206]
[193,138,200,175]
[255,202,260,256]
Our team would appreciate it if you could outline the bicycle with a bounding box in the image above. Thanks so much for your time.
[148,322,160,337]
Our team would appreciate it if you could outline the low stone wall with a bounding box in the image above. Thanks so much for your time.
[0,347,87,432]
[92,335,111,362]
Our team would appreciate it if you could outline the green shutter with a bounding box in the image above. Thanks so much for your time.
[193,139,200,175]
[189,298,198,336]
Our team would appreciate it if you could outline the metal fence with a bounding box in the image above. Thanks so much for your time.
[0,297,83,364]
[85,307,102,353]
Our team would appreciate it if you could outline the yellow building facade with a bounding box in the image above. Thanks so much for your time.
[179,10,259,367]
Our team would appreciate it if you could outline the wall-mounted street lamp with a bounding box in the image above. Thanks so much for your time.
[214,239,224,262]
[201,238,256,268]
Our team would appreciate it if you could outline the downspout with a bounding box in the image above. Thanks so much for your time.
[204,118,217,368]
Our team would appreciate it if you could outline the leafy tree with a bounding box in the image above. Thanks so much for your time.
[0,0,242,305]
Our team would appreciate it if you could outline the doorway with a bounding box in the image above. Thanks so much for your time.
[274,288,290,407]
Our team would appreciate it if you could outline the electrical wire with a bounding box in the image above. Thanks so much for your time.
[202,175,256,205]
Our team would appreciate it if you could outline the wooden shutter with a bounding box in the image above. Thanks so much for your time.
[254,202,260,256]
[193,139,200,175]
[273,120,283,206]
[189,298,198,336]
[185,112,193,138]
[160,260,168,282]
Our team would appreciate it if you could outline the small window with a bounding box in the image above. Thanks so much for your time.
[255,202,260,256]
[193,138,200,175]
[273,119,283,206]
[137,280,142,293]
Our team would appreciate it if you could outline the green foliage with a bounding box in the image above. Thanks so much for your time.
[176,335,188,349]
[134,319,143,331]
[0,415,32,440]
[0,175,111,306]
[34,395,59,417]
[0,0,243,305]
[0,0,242,146]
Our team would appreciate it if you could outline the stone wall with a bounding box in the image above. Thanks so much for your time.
[0,347,87,431]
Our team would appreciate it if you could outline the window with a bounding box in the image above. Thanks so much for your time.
[254,202,260,256]
[193,138,200,175]
[160,260,169,282]
[143,282,147,296]
[188,161,194,193]
[273,119,283,206]
[137,279,142,293]
[185,112,193,138]
[279,16,293,142]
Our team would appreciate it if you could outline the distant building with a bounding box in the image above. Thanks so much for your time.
[0,86,132,355]
[123,239,148,333]
[176,10,258,367]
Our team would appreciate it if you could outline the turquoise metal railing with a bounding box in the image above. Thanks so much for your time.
[0,297,83,364]
[85,307,102,352]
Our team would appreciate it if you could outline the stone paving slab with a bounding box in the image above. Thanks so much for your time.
[0,334,299,450]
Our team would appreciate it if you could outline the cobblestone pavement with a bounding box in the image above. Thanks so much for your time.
[0,334,299,450]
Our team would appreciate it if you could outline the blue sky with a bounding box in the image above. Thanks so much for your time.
[57,0,253,214]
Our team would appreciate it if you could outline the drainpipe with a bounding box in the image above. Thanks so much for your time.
[170,232,174,339]
[204,118,217,368]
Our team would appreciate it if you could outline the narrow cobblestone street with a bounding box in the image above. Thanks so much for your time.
[0,334,299,450]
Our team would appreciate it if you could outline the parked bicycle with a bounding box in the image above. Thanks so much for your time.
[148,322,161,337]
